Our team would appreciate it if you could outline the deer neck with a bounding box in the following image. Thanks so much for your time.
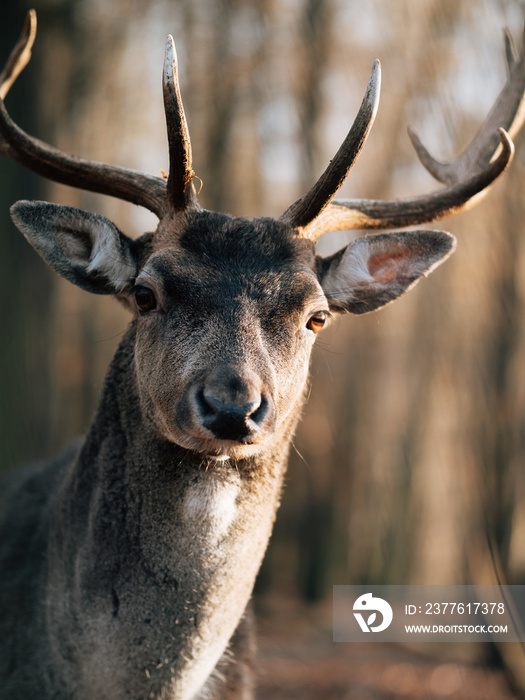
[46,322,302,699]
[72,321,297,546]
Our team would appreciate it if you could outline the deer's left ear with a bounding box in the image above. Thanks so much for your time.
[10,200,144,295]
[318,230,456,314]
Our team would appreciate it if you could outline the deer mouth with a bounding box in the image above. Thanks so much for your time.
[168,404,272,459]
[171,375,277,456]
[182,433,268,461]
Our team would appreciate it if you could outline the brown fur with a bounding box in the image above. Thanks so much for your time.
[0,195,454,699]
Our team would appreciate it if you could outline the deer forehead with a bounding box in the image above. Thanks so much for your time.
[143,254,323,308]
[140,216,325,316]
[155,210,314,260]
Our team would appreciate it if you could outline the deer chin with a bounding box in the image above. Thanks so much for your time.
[202,442,264,461]
[160,421,269,460]
[187,437,267,462]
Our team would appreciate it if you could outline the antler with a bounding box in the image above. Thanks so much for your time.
[0,9,36,101]
[296,27,525,241]
[0,11,200,219]
[408,27,525,185]
[2,12,523,236]
[280,60,381,229]
[163,36,197,211]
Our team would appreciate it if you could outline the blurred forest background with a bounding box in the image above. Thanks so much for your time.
[2,0,525,696]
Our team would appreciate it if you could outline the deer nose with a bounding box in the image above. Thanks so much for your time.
[195,373,271,442]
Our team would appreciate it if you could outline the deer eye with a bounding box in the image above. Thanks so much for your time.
[306,311,327,334]
[134,285,157,313]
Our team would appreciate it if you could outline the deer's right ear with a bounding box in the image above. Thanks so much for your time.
[10,200,142,295]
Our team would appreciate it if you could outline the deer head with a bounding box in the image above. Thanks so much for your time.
[1,12,522,463]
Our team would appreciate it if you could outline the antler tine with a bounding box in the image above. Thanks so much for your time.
[163,35,197,211]
[0,11,168,218]
[280,60,381,230]
[504,27,518,78]
[301,24,525,241]
[302,129,513,240]
[0,9,36,101]
[407,25,525,186]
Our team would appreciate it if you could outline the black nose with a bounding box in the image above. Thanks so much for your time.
[195,385,270,442]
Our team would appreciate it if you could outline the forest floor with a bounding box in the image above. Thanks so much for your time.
[255,595,520,700]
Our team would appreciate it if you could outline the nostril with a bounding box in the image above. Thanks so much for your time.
[196,388,215,418]
[249,394,269,427]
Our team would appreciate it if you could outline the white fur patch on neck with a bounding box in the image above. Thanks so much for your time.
[183,473,240,542]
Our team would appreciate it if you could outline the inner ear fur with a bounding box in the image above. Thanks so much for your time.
[10,200,144,296]
[318,230,456,315]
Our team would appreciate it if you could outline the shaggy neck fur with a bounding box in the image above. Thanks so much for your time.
[38,323,303,700]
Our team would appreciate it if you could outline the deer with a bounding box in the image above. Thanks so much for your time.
[1,10,524,700]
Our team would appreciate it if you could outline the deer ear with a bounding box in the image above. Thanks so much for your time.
[10,200,141,295]
[319,230,456,314]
